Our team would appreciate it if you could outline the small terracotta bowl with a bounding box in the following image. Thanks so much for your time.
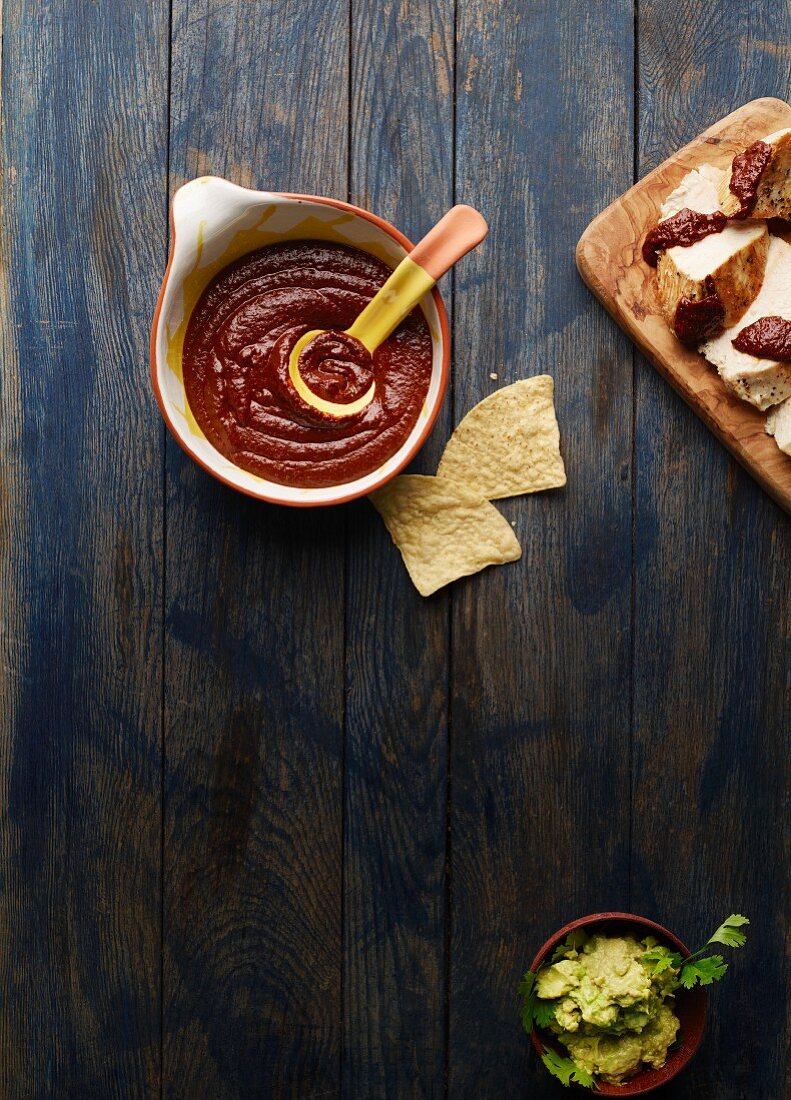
[529,912,707,1095]
[150,178,450,506]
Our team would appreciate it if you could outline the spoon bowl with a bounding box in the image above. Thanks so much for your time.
[287,205,487,417]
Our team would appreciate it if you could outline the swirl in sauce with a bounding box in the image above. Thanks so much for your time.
[182,242,433,488]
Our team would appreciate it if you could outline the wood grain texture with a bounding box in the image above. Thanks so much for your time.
[2,3,790,1097]
[163,2,348,1095]
[449,2,635,1094]
[344,2,453,1095]
[632,5,791,1097]
[0,0,167,1094]
[577,98,791,516]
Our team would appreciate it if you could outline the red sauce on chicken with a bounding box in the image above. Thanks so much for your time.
[728,140,773,219]
[673,276,725,344]
[732,316,791,360]
[642,208,727,267]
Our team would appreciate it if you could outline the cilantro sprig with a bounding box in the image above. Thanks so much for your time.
[520,970,594,1088]
[518,971,556,1033]
[541,1048,597,1089]
[641,945,677,976]
[705,913,750,950]
[642,914,749,989]
[678,955,729,988]
[550,929,587,963]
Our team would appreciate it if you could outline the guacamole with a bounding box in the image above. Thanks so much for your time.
[534,932,680,1085]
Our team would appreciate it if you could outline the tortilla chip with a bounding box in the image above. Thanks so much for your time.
[437,376,566,499]
[370,475,521,596]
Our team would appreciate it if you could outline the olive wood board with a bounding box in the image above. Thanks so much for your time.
[576,97,791,516]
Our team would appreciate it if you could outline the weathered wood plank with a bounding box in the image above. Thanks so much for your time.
[0,0,167,1093]
[633,6,791,1097]
[449,3,635,1093]
[344,2,454,1095]
[163,2,349,1095]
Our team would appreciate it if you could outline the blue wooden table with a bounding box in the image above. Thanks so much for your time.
[1,1,789,1096]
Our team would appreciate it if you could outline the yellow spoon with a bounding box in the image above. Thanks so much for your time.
[288,204,488,417]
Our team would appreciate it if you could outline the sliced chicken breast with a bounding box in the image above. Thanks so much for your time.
[702,236,791,410]
[766,396,791,456]
[719,128,791,220]
[656,166,768,329]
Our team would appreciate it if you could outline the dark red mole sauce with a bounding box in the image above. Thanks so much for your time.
[673,276,725,344]
[643,141,774,264]
[642,208,727,267]
[732,316,791,360]
[728,140,772,219]
[182,242,433,488]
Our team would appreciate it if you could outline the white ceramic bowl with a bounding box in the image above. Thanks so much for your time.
[150,178,450,506]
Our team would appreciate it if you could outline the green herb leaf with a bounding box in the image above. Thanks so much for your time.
[541,1048,596,1089]
[519,971,556,1034]
[519,972,536,1035]
[642,945,681,976]
[572,1064,597,1089]
[551,930,587,962]
[647,954,677,976]
[518,971,536,1000]
[534,1000,556,1028]
[679,955,728,988]
[705,914,750,950]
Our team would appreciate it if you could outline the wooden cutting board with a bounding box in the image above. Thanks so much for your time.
[576,97,791,516]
